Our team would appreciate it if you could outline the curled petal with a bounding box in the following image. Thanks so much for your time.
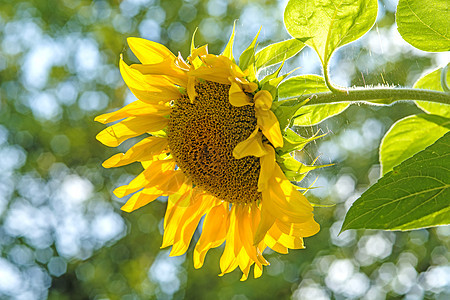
[255,109,284,148]
[229,82,252,107]
[254,90,273,110]
[233,128,267,159]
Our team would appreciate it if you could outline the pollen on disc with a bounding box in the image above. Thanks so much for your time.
[168,81,261,204]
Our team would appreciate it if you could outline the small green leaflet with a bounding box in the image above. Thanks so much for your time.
[396,0,450,52]
[278,75,349,126]
[414,66,450,118]
[255,38,306,70]
[341,132,450,232]
[284,0,377,66]
[239,28,261,75]
[380,114,450,175]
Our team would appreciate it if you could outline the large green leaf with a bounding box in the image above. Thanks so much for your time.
[255,38,306,70]
[414,67,450,118]
[396,0,450,52]
[341,132,450,232]
[284,0,377,65]
[380,114,450,174]
[278,75,330,98]
[293,103,350,126]
[278,75,349,126]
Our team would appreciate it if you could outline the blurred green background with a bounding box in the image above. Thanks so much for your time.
[0,0,448,299]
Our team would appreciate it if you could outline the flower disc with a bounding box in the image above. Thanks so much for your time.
[168,81,260,203]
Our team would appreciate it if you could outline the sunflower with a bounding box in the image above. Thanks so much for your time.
[96,28,320,280]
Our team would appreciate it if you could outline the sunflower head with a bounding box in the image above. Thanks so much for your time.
[95,26,323,280]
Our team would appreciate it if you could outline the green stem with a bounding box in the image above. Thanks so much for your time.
[295,87,450,106]
[323,62,346,94]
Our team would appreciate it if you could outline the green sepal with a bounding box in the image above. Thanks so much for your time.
[277,128,325,156]
[260,60,285,86]
[239,27,261,80]
[222,21,236,62]
[272,98,309,131]
[277,154,332,181]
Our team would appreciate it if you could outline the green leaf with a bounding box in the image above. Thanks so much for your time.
[341,132,450,232]
[414,67,450,118]
[293,103,350,126]
[239,28,261,72]
[396,0,450,52]
[255,38,306,70]
[278,75,330,98]
[277,75,349,126]
[284,0,377,65]
[380,114,450,175]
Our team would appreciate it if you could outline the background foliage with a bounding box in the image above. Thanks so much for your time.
[0,0,448,299]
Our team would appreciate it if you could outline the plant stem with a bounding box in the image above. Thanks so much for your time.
[294,87,450,106]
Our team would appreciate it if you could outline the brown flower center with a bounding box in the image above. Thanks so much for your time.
[168,81,260,204]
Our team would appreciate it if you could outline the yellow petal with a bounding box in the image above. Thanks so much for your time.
[258,144,276,192]
[255,109,284,148]
[254,90,273,110]
[120,59,180,104]
[264,233,288,254]
[276,218,320,238]
[163,181,192,230]
[236,204,268,267]
[188,54,233,84]
[96,116,168,147]
[127,37,176,64]
[242,81,258,93]
[256,164,315,225]
[102,136,168,168]
[233,128,268,159]
[121,186,164,212]
[187,76,196,103]
[253,200,276,245]
[131,60,188,87]
[170,195,218,256]
[254,264,263,279]
[113,159,175,198]
[189,44,209,63]
[162,196,191,248]
[229,82,252,107]
[159,171,187,194]
[193,202,229,268]
[94,101,171,124]
[219,206,239,275]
